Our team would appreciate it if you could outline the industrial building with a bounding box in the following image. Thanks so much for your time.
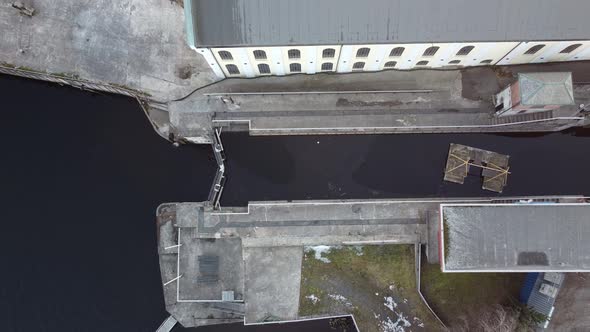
[440,203,590,272]
[184,0,590,78]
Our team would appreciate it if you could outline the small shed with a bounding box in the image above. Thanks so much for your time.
[520,272,565,329]
[493,72,574,117]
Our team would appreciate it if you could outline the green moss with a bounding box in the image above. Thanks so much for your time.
[443,216,450,262]
[0,62,16,68]
[52,72,80,79]
[108,82,151,97]
[14,66,36,73]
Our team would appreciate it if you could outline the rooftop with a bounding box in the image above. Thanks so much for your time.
[518,72,575,106]
[188,0,590,47]
[441,203,590,272]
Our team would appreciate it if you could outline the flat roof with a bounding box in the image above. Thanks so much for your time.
[441,204,590,272]
[189,0,590,47]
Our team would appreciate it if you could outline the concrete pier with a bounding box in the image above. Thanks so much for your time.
[0,0,217,101]
[169,64,590,141]
[157,195,585,328]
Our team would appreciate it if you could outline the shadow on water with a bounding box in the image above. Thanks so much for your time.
[2,74,590,331]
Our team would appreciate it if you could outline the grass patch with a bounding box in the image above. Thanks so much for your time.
[299,245,439,331]
[421,261,525,327]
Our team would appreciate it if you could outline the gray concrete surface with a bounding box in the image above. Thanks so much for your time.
[243,246,303,323]
[178,237,244,301]
[0,0,218,101]
[199,200,443,244]
[442,204,590,271]
[157,203,245,327]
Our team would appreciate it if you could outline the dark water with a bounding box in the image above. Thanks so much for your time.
[221,130,590,205]
[1,74,589,332]
[0,75,354,332]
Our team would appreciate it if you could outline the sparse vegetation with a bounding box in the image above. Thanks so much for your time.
[299,245,440,331]
[0,62,16,68]
[421,261,525,328]
[453,302,548,332]
[52,72,80,79]
[18,66,37,71]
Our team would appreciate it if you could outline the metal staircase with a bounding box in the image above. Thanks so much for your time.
[491,110,554,125]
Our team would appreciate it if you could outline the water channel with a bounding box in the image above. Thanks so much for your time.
[1,75,589,331]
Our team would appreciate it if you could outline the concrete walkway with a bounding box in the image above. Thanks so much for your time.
[169,64,590,139]
[155,316,177,332]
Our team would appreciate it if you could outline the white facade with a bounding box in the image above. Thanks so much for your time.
[200,41,590,79]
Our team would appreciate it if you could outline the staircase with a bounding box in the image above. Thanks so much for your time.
[156,316,177,332]
[491,110,554,125]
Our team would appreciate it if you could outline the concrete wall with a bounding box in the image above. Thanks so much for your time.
[201,41,590,78]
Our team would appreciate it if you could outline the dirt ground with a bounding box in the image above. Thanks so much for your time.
[299,245,440,332]
[546,273,590,331]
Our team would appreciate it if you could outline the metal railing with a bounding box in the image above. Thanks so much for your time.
[208,128,226,209]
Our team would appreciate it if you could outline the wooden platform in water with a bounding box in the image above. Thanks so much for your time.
[444,143,510,193]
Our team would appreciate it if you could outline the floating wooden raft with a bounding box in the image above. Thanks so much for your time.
[444,143,510,193]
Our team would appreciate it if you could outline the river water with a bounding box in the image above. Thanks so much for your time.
[1,75,589,332]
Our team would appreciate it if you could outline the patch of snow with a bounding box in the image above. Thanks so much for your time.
[398,314,412,327]
[381,316,410,332]
[305,245,332,263]
[329,294,352,306]
[328,294,346,302]
[384,296,398,312]
[375,292,379,296]
[403,298,408,304]
[388,284,396,291]
[409,96,431,103]
[305,294,319,305]
[413,317,424,328]
[352,245,364,256]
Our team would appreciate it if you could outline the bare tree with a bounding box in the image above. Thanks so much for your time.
[454,305,520,332]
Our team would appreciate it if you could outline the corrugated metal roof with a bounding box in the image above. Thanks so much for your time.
[525,273,564,323]
[519,72,575,106]
[190,0,590,47]
[443,204,590,271]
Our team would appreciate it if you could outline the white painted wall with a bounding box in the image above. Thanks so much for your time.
[211,47,255,78]
[202,40,590,78]
[195,48,225,79]
[498,41,590,65]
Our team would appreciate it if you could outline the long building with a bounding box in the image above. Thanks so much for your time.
[440,203,590,272]
[184,0,590,78]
